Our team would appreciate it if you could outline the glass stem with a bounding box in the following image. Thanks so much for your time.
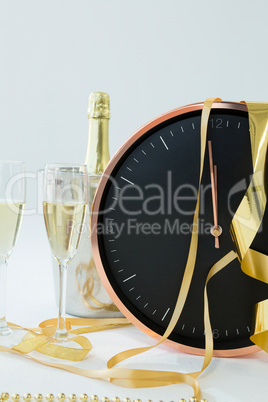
[0,257,11,336]
[55,261,68,340]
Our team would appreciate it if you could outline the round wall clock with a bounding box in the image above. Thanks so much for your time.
[91,101,268,356]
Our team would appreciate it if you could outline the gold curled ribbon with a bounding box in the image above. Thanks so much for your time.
[76,261,119,311]
[230,102,268,352]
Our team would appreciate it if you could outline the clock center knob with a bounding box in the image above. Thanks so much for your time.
[211,225,222,238]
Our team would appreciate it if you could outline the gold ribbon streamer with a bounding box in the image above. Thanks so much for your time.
[38,317,130,336]
[230,102,268,352]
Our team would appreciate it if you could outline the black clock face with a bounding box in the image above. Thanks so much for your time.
[94,103,268,352]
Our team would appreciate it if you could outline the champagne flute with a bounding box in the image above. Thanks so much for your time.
[43,165,87,341]
[0,161,25,337]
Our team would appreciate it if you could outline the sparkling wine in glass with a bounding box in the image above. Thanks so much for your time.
[0,161,25,337]
[43,165,87,341]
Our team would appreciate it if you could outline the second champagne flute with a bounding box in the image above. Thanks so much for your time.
[43,165,88,341]
[0,161,25,341]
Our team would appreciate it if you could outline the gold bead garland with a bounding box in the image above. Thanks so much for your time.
[1,394,209,402]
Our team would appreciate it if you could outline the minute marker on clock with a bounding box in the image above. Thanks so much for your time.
[160,136,169,150]
[123,274,136,282]
[162,307,170,321]
[121,176,134,185]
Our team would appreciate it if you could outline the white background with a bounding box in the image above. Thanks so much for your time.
[1,1,268,401]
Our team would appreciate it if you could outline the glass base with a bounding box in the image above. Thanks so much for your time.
[0,327,25,348]
[53,330,75,343]
[0,325,12,337]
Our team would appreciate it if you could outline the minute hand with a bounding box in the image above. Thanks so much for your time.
[208,141,222,248]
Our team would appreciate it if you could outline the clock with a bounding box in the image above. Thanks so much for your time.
[91,101,268,356]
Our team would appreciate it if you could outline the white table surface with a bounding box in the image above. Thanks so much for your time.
[1,215,268,402]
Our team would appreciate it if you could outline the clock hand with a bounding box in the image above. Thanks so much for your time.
[208,141,222,248]
[214,164,220,248]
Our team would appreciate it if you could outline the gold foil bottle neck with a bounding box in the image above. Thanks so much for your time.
[85,92,110,174]
[88,92,110,119]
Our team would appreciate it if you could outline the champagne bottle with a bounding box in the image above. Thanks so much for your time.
[52,92,122,317]
[85,92,110,174]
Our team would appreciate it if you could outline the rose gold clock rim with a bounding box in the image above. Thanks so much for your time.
[91,101,259,357]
